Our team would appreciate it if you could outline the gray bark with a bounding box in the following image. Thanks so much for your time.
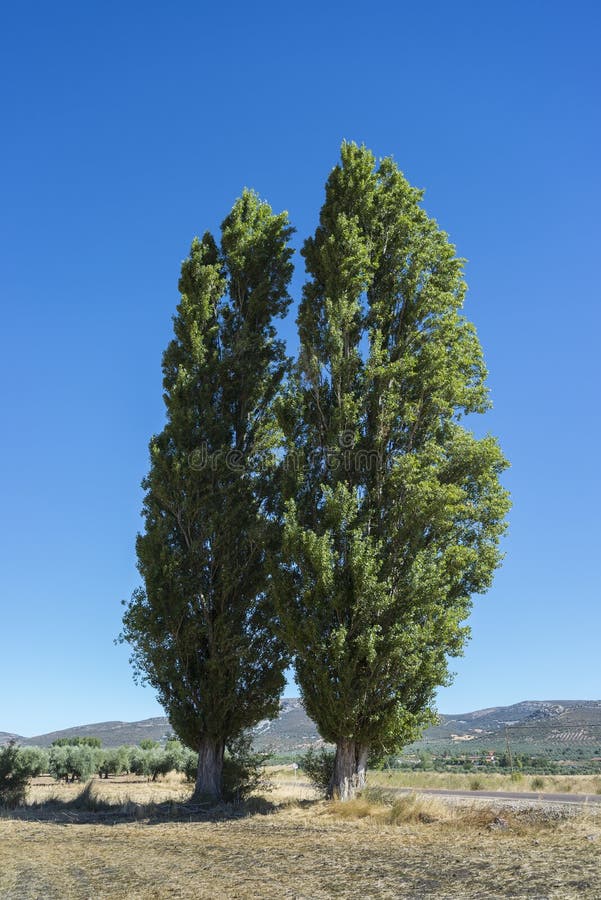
[328,739,369,801]
[192,736,224,801]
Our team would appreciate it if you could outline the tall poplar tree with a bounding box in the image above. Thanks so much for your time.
[276,144,510,800]
[121,190,294,799]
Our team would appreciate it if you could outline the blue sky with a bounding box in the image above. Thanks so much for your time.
[1,1,599,736]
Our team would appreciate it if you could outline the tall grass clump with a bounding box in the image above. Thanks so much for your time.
[469,776,485,791]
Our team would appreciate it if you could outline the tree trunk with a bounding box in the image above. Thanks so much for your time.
[355,744,369,793]
[192,736,224,802]
[328,740,369,801]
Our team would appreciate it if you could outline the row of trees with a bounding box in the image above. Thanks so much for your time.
[121,143,510,801]
[0,740,197,786]
[0,736,270,807]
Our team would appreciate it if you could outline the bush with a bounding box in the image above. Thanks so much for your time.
[97,747,130,778]
[48,745,97,782]
[183,750,198,783]
[0,742,29,808]
[222,734,271,803]
[127,744,188,781]
[531,776,545,790]
[298,747,335,796]
[128,748,151,778]
[148,749,173,781]
[17,746,49,778]
[163,739,186,774]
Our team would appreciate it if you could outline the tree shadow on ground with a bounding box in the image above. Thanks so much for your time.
[0,781,283,827]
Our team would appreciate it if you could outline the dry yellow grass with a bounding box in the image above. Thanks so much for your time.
[25,772,191,807]
[0,775,599,899]
[367,769,601,795]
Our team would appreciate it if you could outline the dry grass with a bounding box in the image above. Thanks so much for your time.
[368,769,601,795]
[326,788,600,832]
[0,776,600,899]
[25,772,191,807]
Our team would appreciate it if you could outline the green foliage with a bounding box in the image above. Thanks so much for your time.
[139,739,159,751]
[17,746,49,778]
[128,748,152,778]
[183,751,199,783]
[120,191,294,795]
[416,752,434,771]
[275,143,510,782]
[147,749,173,781]
[163,739,186,774]
[0,742,30,808]
[97,747,130,778]
[48,745,98,782]
[51,736,102,748]
[298,747,336,796]
[221,734,271,803]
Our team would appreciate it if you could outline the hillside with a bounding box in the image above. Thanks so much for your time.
[3,699,600,755]
[412,700,601,758]
[12,718,173,748]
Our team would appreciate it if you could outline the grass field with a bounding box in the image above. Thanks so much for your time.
[0,774,599,899]
[366,769,601,794]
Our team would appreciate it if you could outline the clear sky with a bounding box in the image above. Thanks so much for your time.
[1,1,599,736]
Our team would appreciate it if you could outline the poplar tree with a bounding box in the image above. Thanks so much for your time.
[276,144,510,800]
[121,191,294,800]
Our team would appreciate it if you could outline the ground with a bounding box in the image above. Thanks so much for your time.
[0,773,599,898]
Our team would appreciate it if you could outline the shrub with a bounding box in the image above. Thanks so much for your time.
[183,750,198,783]
[163,740,186,774]
[48,745,97,782]
[298,747,335,796]
[531,776,545,790]
[97,747,130,778]
[148,749,172,781]
[0,742,29,808]
[127,744,186,781]
[17,746,49,778]
[469,777,484,791]
[129,748,152,778]
[222,734,271,803]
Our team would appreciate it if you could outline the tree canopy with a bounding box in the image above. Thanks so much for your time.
[123,144,510,803]
[121,190,294,799]
[274,143,510,799]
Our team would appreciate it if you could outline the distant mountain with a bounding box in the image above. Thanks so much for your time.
[2,699,600,753]
[415,701,601,753]
[12,718,173,749]
[251,699,323,752]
